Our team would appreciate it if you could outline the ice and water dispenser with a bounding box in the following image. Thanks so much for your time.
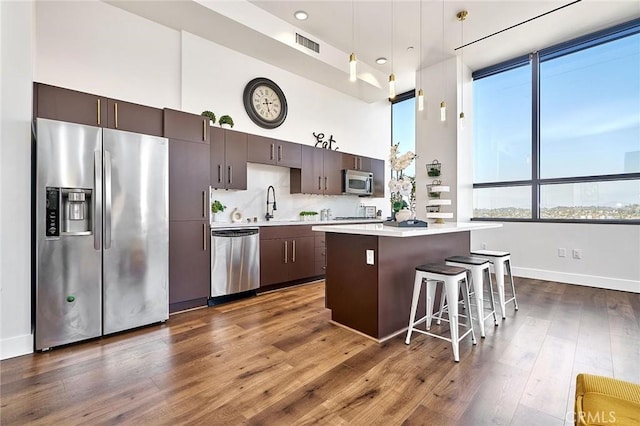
[45,187,93,237]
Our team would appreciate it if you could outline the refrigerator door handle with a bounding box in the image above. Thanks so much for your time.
[104,150,112,249]
[94,150,103,250]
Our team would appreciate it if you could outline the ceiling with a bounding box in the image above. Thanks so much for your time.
[109,0,640,103]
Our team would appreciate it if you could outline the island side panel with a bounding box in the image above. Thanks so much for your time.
[377,231,470,338]
[325,233,379,338]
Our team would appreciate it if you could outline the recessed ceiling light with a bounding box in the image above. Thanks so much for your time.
[376,57,387,65]
[294,10,308,20]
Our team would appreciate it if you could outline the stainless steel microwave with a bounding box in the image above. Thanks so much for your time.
[342,169,373,195]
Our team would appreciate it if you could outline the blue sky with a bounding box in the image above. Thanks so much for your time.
[392,98,416,177]
[473,32,640,209]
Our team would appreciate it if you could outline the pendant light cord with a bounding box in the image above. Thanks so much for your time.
[460,14,464,109]
[419,0,423,89]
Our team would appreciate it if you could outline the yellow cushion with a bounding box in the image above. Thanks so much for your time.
[575,373,640,426]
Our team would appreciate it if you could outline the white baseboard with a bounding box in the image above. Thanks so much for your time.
[1,333,33,360]
[512,267,640,294]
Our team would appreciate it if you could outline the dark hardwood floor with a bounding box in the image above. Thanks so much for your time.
[2,278,639,425]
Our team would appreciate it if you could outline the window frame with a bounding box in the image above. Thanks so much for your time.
[472,18,640,225]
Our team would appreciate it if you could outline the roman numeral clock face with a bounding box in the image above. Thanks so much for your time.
[243,78,288,129]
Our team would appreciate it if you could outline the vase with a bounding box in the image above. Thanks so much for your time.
[395,208,412,222]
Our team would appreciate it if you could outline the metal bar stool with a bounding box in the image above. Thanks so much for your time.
[405,263,477,362]
[443,255,498,338]
[470,249,519,318]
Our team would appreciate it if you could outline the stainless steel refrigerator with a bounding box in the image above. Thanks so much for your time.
[34,118,169,350]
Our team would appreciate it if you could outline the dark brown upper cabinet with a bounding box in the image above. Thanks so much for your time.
[164,108,210,144]
[210,127,248,190]
[370,157,385,198]
[106,99,163,137]
[247,134,302,169]
[290,145,342,195]
[342,153,372,172]
[34,83,163,136]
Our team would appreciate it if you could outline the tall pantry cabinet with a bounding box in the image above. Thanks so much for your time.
[165,108,212,313]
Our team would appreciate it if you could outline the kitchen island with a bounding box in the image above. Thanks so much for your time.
[311,222,502,341]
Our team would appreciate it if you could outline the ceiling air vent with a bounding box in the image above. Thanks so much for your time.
[295,33,320,53]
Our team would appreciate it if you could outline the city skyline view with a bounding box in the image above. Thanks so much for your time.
[473,31,639,219]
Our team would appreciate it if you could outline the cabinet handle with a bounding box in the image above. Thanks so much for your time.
[203,119,207,141]
[284,241,288,264]
[324,176,328,191]
[202,191,207,218]
[203,223,207,251]
[217,165,222,183]
[354,157,357,169]
[228,165,232,184]
[270,144,275,161]
[318,176,322,191]
[277,145,282,162]
[358,158,362,170]
[292,240,296,262]
[97,99,101,125]
[114,103,118,128]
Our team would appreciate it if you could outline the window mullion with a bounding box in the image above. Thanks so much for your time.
[531,52,541,220]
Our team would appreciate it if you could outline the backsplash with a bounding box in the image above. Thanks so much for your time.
[209,163,386,224]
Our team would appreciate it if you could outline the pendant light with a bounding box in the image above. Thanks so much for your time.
[389,0,396,99]
[417,0,424,111]
[349,0,357,82]
[439,0,446,121]
[457,10,468,128]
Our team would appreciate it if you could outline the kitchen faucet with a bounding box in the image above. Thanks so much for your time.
[265,185,277,221]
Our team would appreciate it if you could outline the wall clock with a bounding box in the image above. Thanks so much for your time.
[243,78,288,129]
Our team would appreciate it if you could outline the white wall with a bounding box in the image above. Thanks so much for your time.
[415,57,458,221]
[1,0,35,359]
[471,223,640,293]
[181,31,389,154]
[35,0,181,109]
[1,1,390,358]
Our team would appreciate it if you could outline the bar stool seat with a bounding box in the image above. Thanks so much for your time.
[405,263,477,362]
[443,255,498,338]
[470,249,519,319]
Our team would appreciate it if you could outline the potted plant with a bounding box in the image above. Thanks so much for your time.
[219,115,234,128]
[299,211,319,221]
[211,200,226,222]
[201,111,216,125]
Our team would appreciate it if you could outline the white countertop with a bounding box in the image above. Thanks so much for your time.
[311,221,502,237]
[210,218,382,229]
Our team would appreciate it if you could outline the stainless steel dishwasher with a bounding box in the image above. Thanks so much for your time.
[210,228,260,302]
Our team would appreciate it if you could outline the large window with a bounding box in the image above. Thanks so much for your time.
[473,19,640,223]
[392,92,416,177]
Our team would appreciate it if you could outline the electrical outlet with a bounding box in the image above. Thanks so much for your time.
[572,249,582,259]
[558,248,566,258]
[481,242,487,249]
[366,249,375,265]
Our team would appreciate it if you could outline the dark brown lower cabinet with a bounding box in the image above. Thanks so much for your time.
[288,236,315,281]
[259,225,317,288]
[259,238,291,286]
[169,220,210,312]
